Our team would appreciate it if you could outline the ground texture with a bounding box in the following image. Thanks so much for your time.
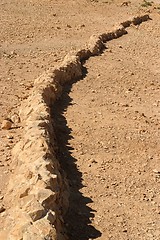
[0,0,160,239]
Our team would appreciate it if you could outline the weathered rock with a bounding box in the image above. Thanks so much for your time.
[7,135,13,139]
[1,119,12,130]
[88,34,106,56]
[0,195,4,200]
[2,14,150,240]
[25,200,45,222]
[0,205,5,213]
[11,114,20,124]
[33,218,57,239]
[45,210,56,224]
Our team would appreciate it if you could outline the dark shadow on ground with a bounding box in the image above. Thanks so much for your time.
[52,66,102,240]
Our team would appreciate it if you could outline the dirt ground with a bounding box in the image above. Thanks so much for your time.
[0,0,160,239]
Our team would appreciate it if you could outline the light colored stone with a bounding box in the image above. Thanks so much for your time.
[33,218,57,239]
[7,135,13,139]
[11,114,20,124]
[3,14,150,240]
[24,200,45,222]
[88,34,105,56]
[0,195,4,200]
[1,119,12,130]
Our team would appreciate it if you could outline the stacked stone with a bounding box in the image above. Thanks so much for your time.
[2,56,82,240]
[1,14,150,240]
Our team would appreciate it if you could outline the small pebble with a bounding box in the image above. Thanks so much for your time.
[11,114,20,124]
[0,205,5,213]
[7,135,13,139]
[1,120,12,130]
[67,24,72,28]
[0,196,4,200]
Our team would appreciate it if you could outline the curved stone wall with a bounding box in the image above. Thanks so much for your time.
[1,15,150,240]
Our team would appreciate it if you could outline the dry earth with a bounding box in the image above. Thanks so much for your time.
[54,17,160,239]
[0,0,160,239]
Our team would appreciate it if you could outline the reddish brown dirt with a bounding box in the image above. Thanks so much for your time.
[0,0,160,238]
[54,17,160,239]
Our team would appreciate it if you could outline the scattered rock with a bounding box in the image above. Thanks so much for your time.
[1,119,12,130]
[4,144,11,149]
[67,24,72,28]
[0,13,156,240]
[153,169,160,174]
[80,24,85,28]
[0,205,5,213]
[121,1,131,6]
[153,169,160,179]
[0,196,4,200]
[7,135,13,139]
[11,114,20,124]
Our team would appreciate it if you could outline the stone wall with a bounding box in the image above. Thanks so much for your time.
[1,15,150,240]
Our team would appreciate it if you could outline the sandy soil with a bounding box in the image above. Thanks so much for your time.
[54,17,160,239]
[0,0,160,238]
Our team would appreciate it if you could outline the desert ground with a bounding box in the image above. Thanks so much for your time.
[0,0,160,239]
